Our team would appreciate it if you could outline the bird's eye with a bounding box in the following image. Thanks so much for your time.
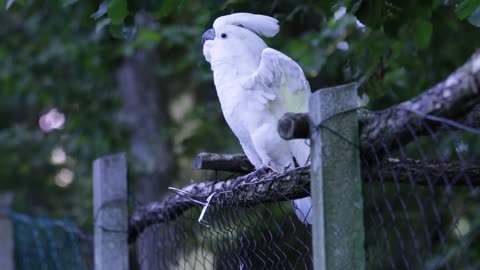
[221,33,228,39]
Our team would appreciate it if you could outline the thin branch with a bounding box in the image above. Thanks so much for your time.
[365,158,480,186]
[278,51,480,157]
[278,108,480,141]
[193,152,254,174]
[129,167,310,243]
[277,113,310,140]
[129,51,480,242]
[130,157,480,242]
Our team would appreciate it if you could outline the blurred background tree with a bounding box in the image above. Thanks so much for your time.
[0,0,479,268]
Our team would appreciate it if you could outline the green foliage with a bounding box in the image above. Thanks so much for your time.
[413,20,433,49]
[1,0,479,255]
[455,0,480,19]
[108,0,128,24]
[0,1,127,224]
[157,0,183,17]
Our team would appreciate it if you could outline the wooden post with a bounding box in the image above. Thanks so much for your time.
[0,192,14,270]
[93,153,129,270]
[309,83,365,270]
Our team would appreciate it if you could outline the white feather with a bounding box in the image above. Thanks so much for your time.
[243,48,312,224]
[203,13,312,224]
[213,13,279,38]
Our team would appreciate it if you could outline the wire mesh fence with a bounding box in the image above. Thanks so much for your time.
[362,113,480,270]
[128,111,480,270]
[9,211,93,270]
[7,112,477,270]
[132,177,313,270]
[119,54,480,269]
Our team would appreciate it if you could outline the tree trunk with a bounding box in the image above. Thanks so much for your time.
[116,12,177,270]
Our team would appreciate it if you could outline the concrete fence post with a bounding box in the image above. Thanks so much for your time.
[93,153,129,270]
[309,83,365,270]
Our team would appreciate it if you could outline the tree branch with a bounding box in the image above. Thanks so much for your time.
[129,52,480,242]
[365,158,480,186]
[278,51,480,157]
[277,113,311,140]
[128,167,310,243]
[193,152,254,174]
[129,156,480,242]
[278,108,480,140]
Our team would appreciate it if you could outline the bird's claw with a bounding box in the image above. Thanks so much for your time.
[245,166,271,179]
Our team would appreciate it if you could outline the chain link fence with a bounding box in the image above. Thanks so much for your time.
[91,53,480,270]
[132,175,313,270]
[127,110,479,269]
[128,111,479,270]
[9,108,478,270]
[363,114,480,270]
[9,211,93,270]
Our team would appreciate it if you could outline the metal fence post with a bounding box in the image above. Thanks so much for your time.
[309,83,365,270]
[93,153,129,270]
[0,192,14,270]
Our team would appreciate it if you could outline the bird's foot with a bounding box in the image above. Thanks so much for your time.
[245,166,271,180]
[282,163,294,174]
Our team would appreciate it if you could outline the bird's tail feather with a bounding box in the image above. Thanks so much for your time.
[289,139,312,224]
[292,197,313,224]
[288,139,309,166]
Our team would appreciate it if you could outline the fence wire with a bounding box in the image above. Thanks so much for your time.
[130,111,480,270]
[9,211,93,270]
[132,180,313,270]
[362,115,480,270]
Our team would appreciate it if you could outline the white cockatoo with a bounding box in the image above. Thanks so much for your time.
[202,13,312,224]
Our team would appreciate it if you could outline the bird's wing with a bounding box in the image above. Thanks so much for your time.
[243,48,311,114]
[242,48,311,162]
[243,48,313,224]
[259,48,311,165]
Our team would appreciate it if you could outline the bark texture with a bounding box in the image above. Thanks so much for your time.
[129,157,480,242]
[193,152,255,174]
[116,12,177,270]
[128,51,480,244]
[278,51,480,158]
[129,166,310,242]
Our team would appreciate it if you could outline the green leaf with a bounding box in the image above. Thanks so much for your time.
[134,28,163,48]
[467,7,480,27]
[108,0,128,24]
[414,21,433,49]
[384,68,407,87]
[61,0,79,7]
[91,0,110,20]
[222,0,241,10]
[455,0,480,19]
[159,0,178,17]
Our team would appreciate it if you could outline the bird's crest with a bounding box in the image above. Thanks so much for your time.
[213,13,279,38]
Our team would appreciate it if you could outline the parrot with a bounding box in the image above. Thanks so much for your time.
[201,13,312,224]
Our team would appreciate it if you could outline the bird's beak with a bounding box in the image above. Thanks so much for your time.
[201,28,215,45]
